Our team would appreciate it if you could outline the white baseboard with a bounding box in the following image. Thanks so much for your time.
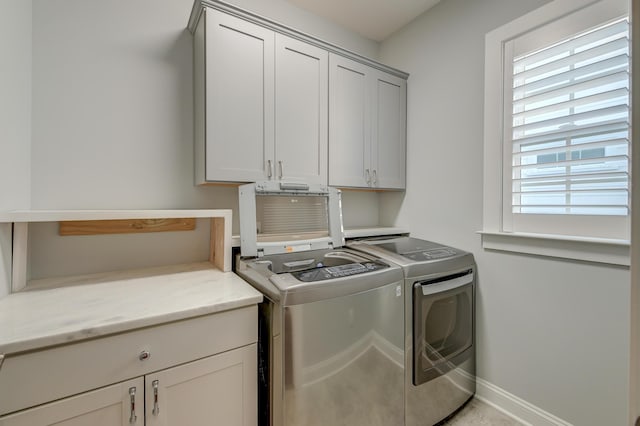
[475,377,573,426]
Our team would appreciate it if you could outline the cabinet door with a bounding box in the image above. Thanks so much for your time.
[275,34,328,185]
[371,70,406,189]
[0,378,144,426]
[204,9,275,182]
[145,344,257,426]
[329,53,372,188]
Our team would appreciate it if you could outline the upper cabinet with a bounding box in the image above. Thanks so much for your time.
[329,54,407,190]
[373,70,407,189]
[274,34,328,185]
[190,3,407,189]
[195,10,274,184]
[195,9,327,185]
[328,55,371,188]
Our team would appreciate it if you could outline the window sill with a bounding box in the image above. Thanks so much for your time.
[478,231,630,266]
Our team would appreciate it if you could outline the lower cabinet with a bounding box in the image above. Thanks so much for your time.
[0,307,259,426]
[0,344,256,426]
[0,378,145,426]
[145,344,256,426]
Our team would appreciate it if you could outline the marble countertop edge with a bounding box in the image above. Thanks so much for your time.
[0,295,262,355]
[0,263,263,355]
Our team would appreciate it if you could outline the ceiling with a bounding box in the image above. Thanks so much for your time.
[286,0,441,41]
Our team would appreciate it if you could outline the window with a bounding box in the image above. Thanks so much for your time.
[508,17,629,218]
[482,0,630,264]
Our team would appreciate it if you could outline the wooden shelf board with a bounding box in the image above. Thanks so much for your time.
[59,218,197,236]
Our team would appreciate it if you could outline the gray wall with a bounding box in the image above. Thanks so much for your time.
[379,0,630,424]
[0,0,32,297]
[23,0,382,279]
[0,0,31,212]
[29,0,380,235]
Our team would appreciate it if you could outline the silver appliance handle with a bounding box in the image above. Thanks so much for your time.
[419,272,473,296]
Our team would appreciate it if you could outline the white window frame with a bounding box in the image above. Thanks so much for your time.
[482,0,630,265]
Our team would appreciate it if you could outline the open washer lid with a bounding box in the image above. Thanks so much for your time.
[239,181,344,257]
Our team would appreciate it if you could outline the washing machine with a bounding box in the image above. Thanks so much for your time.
[235,182,405,426]
[348,236,476,426]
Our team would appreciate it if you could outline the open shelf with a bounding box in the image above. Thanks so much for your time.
[0,209,231,223]
[1,209,233,293]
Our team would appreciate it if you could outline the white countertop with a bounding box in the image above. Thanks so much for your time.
[0,262,262,354]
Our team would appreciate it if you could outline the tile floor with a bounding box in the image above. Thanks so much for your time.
[443,398,522,425]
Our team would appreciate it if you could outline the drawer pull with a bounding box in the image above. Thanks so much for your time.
[138,350,151,361]
[152,380,160,416]
[129,387,137,424]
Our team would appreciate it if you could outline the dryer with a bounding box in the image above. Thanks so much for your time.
[348,236,476,426]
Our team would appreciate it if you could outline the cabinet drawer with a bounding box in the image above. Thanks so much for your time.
[0,306,257,416]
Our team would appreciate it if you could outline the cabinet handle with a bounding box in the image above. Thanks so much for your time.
[373,169,378,185]
[365,169,371,185]
[267,160,273,178]
[138,350,150,361]
[152,380,160,416]
[128,387,137,424]
[278,161,283,179]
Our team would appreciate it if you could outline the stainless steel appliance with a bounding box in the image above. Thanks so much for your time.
[235,182,405,426]
[348,236,476,426]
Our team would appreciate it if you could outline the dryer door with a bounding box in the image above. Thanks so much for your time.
[413,269,474,385]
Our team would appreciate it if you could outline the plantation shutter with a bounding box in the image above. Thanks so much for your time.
[510,18,630,216]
